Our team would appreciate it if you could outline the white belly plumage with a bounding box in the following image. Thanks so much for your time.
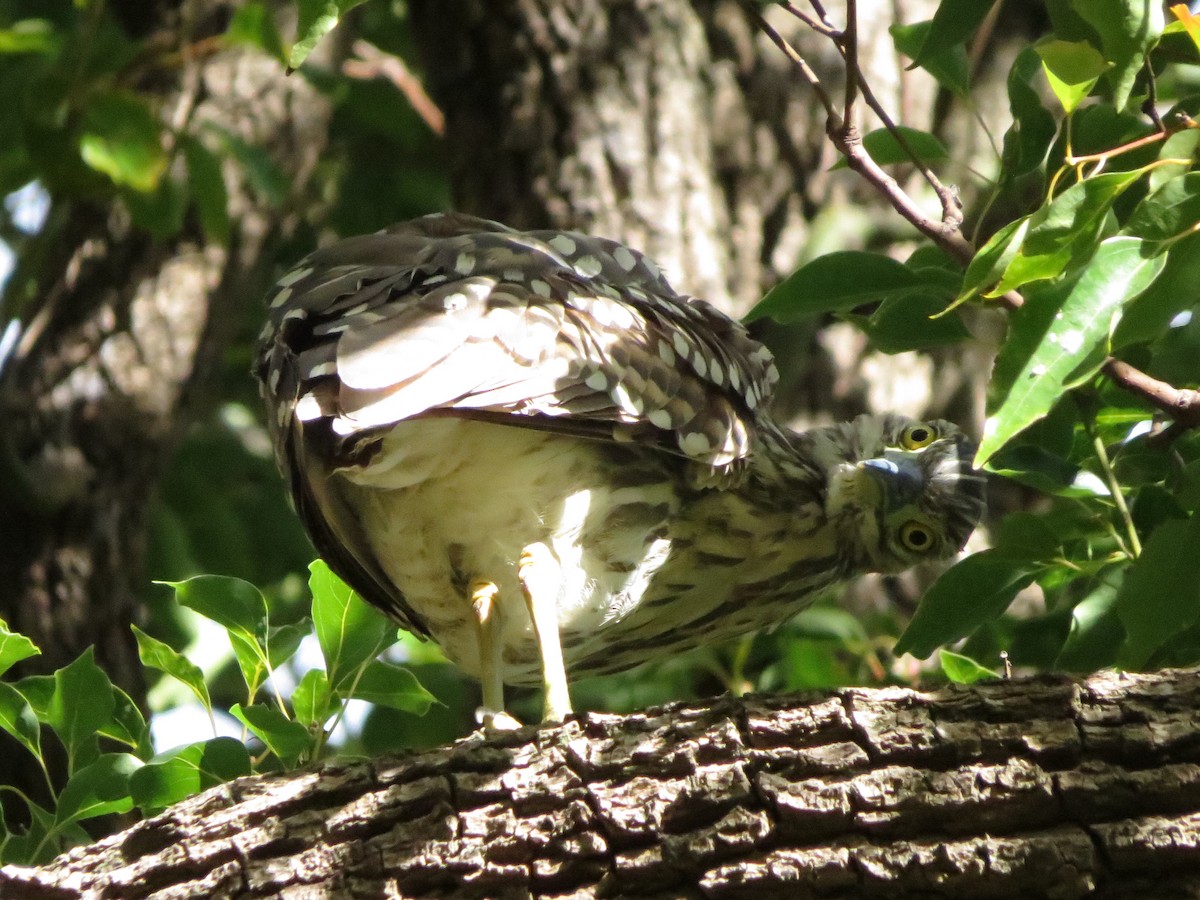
[336,418,685,683]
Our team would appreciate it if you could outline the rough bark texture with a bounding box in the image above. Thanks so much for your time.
[6,668,1200,898]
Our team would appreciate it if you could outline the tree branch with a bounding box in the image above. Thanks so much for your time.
[6,669,1200,896]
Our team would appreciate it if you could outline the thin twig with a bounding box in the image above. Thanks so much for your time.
[343,40,445,136]
[746,6,839,123]
[779,2,840,38]
[842,0,859,129]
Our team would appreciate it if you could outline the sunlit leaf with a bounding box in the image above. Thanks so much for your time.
[231,703,311,767]
[290,0,370,69]
[129,738,252,814]
[349,660,437,715]
[0,618,39,677]
[1069,0,1164,109]
[47,649,116,773]
[310,560,396,690]
[939,649,998,684]
[79,91,167,192]
[54,753,140,826]
[978,237,1166,465]
[1035,39,1108,113]
[0,682,41,762]
[991,170,1142,296]
[132,624,212,714]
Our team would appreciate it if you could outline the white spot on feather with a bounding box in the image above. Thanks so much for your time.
[549,234,577,256]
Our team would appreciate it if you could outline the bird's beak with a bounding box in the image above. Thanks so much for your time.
[858,452,925,511]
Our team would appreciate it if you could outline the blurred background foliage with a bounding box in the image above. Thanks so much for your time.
[0,0,1198,819]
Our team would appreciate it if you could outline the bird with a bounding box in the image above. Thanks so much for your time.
[255,212,986,725]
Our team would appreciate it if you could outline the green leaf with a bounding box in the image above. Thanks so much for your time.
[978,237,1166,465]
[123,176,187,240]
[1055,574,1124,672]
[860,291,970,353]
[0,20,58,55]
[958,216,1031,302]
[1068,0,1164,109]
[162,575,272,699]
[230,703,312,767]
[54,753,140,826]
[0,618,39,677]
[746,252,926,323]
[182,136,230,244]
[1001,47,1057,178]
[47,649,116,773]
[103,687,152,758]
[349,660,437,715]
[1035,38,1108,114]
[890,21,969,97]
[1114,233,1200,348]
[132,625,212,714]
[910,0,995,66]
[1116,514,1200,668]
[290,0,370,69]
[985,444,1110,497]
[292,668,333,727]
[310,560,394,691]
[1,798,57,866]
[939,649,999,684]
[831,126,949,169]
[164,575,269,641]
[894,550,1041,659]
[1121,172,1200,245]
[129,737,252,814]
[0,681,41,762]
[991,170,1142,297]
[78,90,167,192]
[267,619,310,669]
[225,1,286,62]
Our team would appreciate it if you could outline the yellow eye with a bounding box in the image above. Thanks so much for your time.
[899,521,936,553]
[900,423,938,450]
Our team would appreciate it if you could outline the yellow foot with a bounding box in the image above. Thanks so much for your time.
[519,542,573,723]
[475,707,523,731]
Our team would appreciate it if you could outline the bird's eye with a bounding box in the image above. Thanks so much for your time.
[900,423,938,449]
[899,521,935,553]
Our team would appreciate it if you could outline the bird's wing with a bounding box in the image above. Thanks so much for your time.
[257,213,779,475]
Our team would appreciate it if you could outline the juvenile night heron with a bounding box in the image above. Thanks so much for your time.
[256,213,985,724]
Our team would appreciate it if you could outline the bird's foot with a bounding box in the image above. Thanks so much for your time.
[474,706,523,731]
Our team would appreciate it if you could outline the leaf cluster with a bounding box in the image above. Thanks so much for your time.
[751,0,1200,681]
[0,562,433,866]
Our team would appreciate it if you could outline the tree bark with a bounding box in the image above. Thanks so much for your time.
[6,668,1200,898]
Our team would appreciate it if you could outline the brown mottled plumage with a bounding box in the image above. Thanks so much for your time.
[256,213,985,722]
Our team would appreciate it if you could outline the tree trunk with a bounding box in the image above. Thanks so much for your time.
[0,1,332,804]
[6,668,1200,897]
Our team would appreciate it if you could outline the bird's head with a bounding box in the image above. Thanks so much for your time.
[817,414,985,574]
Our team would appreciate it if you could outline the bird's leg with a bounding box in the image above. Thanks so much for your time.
[518,542,572,722]
[470,580,521,731]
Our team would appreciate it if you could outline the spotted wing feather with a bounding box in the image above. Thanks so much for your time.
[259,213,778,475]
